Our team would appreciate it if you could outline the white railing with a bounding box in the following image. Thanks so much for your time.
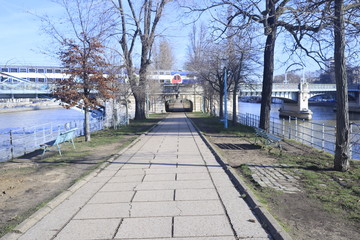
[0,118,106,162]
[239,113,360,160]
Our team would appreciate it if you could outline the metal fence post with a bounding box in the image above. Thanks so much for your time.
[282,118,285,138]
[302,119,305,144]
[9,130,14,159]
[311,123,314,147]
[295,117,298,141]
[322,124,325,151]
[288,116,291,139]
[350,123,353,159]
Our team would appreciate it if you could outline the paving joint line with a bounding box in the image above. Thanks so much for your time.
[186,114,292,240]
[183,116,239,239]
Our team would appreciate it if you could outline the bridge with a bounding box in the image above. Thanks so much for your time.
[3,70,360,119]
[0,72,54,98]
[0,72,205,113]
[239,83,360,119]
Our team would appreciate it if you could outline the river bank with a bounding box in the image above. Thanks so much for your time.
[0,99,62,113]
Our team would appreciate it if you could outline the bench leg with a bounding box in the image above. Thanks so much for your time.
[56,144,62,156]
[42,146,47,156]
[71,139,76,149]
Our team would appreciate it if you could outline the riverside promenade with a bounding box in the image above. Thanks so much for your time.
[3,112,271,240]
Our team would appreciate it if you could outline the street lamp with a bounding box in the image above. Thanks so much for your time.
[285,63,306,84]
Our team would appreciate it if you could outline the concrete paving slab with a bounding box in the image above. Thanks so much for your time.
[114,168,145,176]
[108,174,144,183]
[130,201,180,217]
[175,180,214,189]
[173,215,234,238]
[175,188,219,201]
[176,172,211,181]
[96,169,118,177]
[100,182,139,192]
[115,217,172,239]
[120,163,151,169]
[54,219,121,240]
[132,190,174,202]
[143,173,176,181]
[89,191,135,204]
[74,203,130,219]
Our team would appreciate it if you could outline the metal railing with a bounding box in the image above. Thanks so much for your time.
[239,113,360,160]
[0,118,105,162]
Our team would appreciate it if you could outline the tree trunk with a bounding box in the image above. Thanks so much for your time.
[84,107,91,142]
[334,0,350,171]
[133,91,146,120]
[259,1,277,132]
[259,28,276,131]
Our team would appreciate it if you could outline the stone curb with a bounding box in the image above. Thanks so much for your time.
[1,121,161,240]
[187,115,293,240]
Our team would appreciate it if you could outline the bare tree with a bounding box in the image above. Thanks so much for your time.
[152,39,174,70]
[40,0,115,141]
[281,0,360,171]
[112,0,171,120]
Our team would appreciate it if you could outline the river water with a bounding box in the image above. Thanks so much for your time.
[0,108,84,134]
[239,102,360,124]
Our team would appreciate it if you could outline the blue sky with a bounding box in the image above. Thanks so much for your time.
[0,0,320,75]
[0,0,192,68]
[0,0,64,66]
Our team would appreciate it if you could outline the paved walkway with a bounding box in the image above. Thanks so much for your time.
[4,113,271,240]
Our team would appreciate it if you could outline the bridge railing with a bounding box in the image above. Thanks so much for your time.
[239,113,360,160]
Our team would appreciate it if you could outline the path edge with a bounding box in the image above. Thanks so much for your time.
[187,115,293,240]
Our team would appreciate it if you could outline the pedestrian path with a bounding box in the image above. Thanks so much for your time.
[3,112,271,240]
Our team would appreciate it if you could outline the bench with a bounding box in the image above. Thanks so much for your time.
[41,128,77,156]
[254,127,282,150]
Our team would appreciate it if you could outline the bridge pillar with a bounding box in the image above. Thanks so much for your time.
[279,83,313,120]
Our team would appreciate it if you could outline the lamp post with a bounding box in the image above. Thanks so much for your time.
[223,66,228,129]
[285,63,306,84]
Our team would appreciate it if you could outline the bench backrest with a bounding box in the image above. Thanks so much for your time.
[54,128,77,145]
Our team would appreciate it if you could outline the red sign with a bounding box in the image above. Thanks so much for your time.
[171,74,182,84]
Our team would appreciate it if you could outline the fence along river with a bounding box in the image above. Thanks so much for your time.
[0,108,105,161]
[238,102,360,160]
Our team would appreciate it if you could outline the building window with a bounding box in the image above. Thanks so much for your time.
[29,68,36,73]
[19,68,27,73]
[30,78,36,82]
[1,68,8,72]
[10,68,18,72]
[54,69,61,73]
[47,78,54,82]
[46,69,53,73]
[37,69,45,73]
[38,78,45,82]
[159,72,164,75]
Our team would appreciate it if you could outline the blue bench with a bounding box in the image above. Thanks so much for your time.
[41,128,77,156]
[254,127,282,150]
